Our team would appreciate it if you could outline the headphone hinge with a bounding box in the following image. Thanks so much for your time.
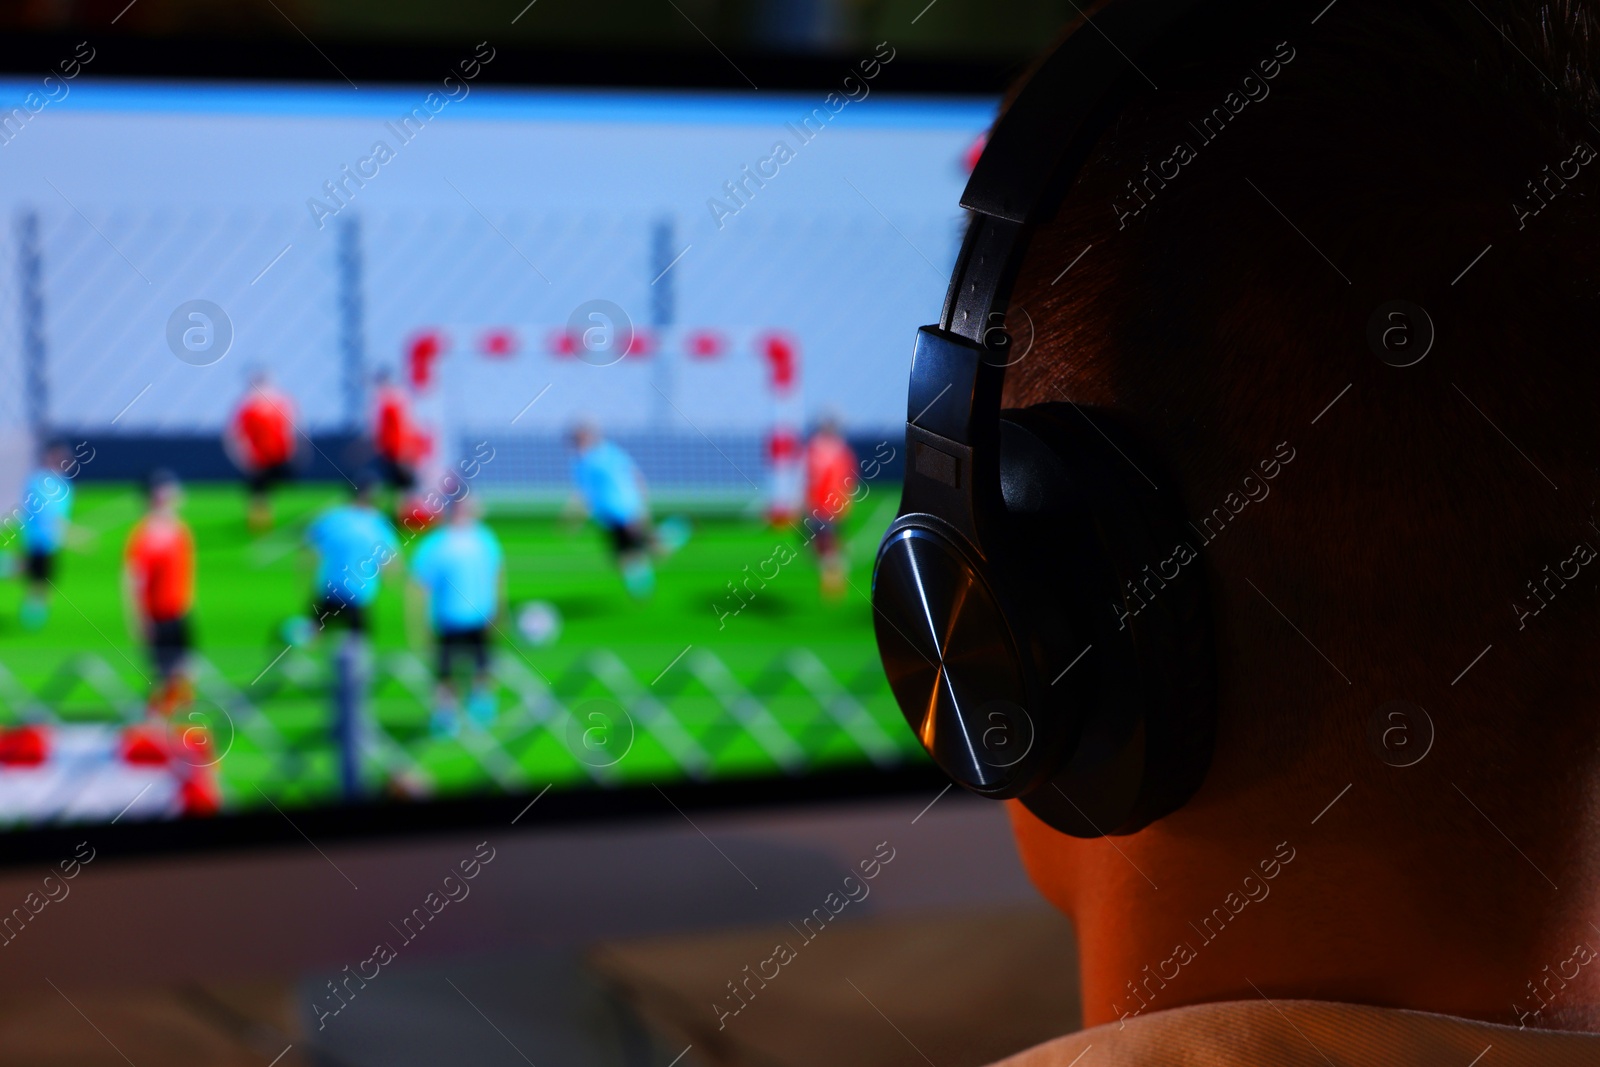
[900,422,996,551]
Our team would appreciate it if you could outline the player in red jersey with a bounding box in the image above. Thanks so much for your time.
[372,369,417,490]
[224,370,298,532]
[371,368,428,520]
[801,415,858,600]
[123,469,197,717]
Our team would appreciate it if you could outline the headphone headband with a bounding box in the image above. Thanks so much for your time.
[943,0,1207,338]
[906,0,1208,542]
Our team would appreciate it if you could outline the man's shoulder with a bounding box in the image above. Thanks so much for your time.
[991,1000,1600,1067]
[596,442,633,467]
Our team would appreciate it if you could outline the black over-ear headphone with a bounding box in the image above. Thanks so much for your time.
[872,0,1219,837]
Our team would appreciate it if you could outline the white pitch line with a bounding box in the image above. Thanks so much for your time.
[267,1044,294,1067]
[665,1045,694,1067]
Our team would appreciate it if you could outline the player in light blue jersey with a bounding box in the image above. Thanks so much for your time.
[408,494,504,735]
[305,472,399,636]
[569,422,686,599]
[14,443,81,630]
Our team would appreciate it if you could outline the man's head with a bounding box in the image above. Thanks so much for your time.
[144,468,181,513]
[997,0,1600,1025]
[569,421,600,453]
[40,441,70,474]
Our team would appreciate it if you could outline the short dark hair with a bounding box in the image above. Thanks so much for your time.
[1006,0,1600,838]
[144,468,179,500]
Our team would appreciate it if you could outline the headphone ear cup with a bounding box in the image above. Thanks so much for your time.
[993,403,1216,837]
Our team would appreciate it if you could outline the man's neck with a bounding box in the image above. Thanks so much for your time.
[1007,803,1600,1033]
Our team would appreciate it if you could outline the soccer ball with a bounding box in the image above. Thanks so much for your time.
[515,601,562,647]
[279,615,316,648]
[656,515,691,554]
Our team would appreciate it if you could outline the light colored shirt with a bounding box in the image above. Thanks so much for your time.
[307,504,398,607]
[20,469,72,553]
[990,999,1600,1066]
[574,441,646,527]
[410,522,503,631]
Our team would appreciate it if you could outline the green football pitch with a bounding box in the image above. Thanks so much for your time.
[0,484,921,814]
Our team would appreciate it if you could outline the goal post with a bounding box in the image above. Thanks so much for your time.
[411,323,805,517]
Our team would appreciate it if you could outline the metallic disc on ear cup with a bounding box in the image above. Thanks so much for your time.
[872,526,1033,797]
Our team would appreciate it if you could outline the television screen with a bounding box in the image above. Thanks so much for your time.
[0,61,993,843]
